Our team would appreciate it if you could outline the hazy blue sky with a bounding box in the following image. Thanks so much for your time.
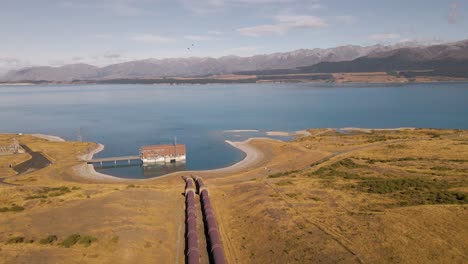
[1,0,467,72]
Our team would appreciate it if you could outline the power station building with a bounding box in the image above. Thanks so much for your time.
[139,144,186,163]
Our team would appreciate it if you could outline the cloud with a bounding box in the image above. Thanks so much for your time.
[59,0,145,16]
[102,53,122,59]
[222,46,263,56]
[91,33,112,39]
[0,57,21,64]
[180,0,298,13]
[184,35,214,41]
[76,50,131,66]
[394,37,448,46]
[238,25,286,37]
[369,33,401,41]
[49,60,67,66]
[0,58,29,75]
[448,2,462,24]
[207,30,223,35]
[335,15,358,25]
[309,3,323,9]
[131,34,176,44]
[238,14,327,37]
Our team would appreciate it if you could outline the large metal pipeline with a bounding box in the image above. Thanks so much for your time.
[183,176,200,264]
[194,177,227,264]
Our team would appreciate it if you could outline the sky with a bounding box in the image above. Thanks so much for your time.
[0,0,467,73]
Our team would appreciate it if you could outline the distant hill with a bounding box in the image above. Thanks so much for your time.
[4,64,99,82]
[238,40,468,78]
[1,43,417,82]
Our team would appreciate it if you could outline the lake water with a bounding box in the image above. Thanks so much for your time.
[1,82,467,178]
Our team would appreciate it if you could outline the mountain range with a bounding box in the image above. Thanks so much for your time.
[2,40,467,82]
[1,42,422,82]
[296,39,468,77]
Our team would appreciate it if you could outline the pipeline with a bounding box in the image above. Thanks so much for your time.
[194,176,227,264]
[183,176,200,264]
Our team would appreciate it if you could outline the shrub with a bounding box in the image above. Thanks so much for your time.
[79,236,97,247]
[6,236,25,244]
[0,205,25,213]
[275,180,293,186]
[309,162,362,179]
[9,205,24,212]
[48,187,71,197]
[34,186,72,198]
[60,234,81,248]
[39,235,58,245]
[268,170,299,178]
[357,177,467,206]
[335,158,367,169]
[25,195,48,200]
[110,236,119,243]
[285,193,299,198]
[358,178,438,194]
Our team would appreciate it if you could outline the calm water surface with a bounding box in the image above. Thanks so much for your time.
[1,82,467,178]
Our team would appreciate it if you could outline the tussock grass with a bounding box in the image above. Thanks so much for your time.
[357,178,468,206]
[309,158,366,179]
[275,180,293,186]
[0,205,25,213]
[268,170,299,178]
[26,186,73,199]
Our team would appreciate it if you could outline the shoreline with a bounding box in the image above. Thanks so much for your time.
[27,133,127,182]
[31,133,66,142]
[73,143,128,182]
[72,138,270,182]
[74,136,278,182]
[21,127,416,182]
[2,79,468,86]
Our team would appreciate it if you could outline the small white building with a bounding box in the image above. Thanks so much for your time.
[139,144,186,163]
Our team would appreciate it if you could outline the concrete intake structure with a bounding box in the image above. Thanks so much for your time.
[194,177,227,264]
[183,176,200,264]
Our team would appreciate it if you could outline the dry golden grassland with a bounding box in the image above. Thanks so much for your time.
[208,129,468,263]
[0,129,467,264]
[0,135,185,263]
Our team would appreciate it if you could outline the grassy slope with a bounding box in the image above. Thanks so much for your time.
[0,135,184,263]
[209,129,468,263]
[0,129,467,263]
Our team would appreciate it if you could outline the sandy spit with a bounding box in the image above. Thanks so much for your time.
[295,130,311,136]
[200,138,265,173]
[31,134,66,142]
[266,130,311,137]
[224,130,260,133]
[266,131,291,136]
[73,143,127,182]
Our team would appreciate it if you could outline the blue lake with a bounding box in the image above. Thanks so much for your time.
[1,82,467,178]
